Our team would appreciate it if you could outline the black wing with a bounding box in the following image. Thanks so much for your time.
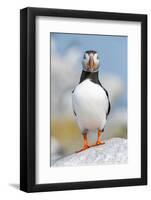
[98,81,111,117]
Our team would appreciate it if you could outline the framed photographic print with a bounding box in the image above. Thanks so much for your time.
[20,7,147,192]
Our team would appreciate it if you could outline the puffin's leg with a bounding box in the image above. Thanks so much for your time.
[76,131,89,153]
[93,129,105,146]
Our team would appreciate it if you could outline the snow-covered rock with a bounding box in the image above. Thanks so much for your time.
[53,138,127,167]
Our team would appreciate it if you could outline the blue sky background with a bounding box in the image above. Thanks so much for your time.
[51,33,127,108]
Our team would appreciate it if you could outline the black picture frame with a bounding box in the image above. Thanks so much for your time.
[20,7,147,192]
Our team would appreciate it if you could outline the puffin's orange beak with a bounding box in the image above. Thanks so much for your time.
[87,55,94,71]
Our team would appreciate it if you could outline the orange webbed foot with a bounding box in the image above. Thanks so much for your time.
[92,129,105,147]
[92,141,105,147]
[76,144,90,153]
[76,132,90,153]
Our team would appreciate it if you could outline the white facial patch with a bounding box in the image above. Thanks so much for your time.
[93,53,100,66]
[82,53,89,67]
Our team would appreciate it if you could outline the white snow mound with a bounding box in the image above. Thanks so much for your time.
[53,138,128,167]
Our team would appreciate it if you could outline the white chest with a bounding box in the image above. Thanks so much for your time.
[72,79,108,131]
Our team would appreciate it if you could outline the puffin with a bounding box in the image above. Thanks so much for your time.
[72,50,111,153]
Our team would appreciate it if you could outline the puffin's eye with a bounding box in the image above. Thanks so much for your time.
[83,54,86,59]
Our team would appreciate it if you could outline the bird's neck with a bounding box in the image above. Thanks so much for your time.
[79,70,100,84]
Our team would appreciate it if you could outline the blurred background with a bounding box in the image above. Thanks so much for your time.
[50,33,127,166]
